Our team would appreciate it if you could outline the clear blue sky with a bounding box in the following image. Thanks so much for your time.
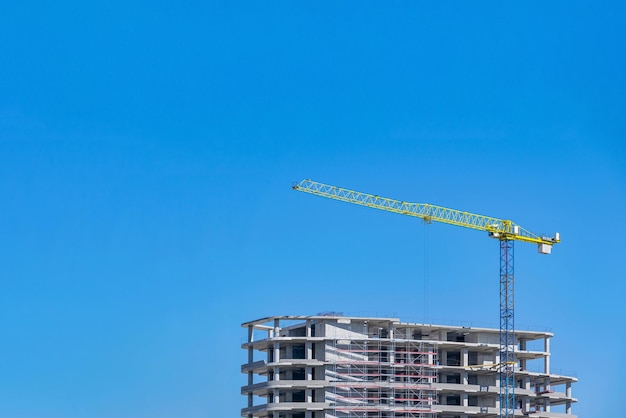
[1,1,624,417]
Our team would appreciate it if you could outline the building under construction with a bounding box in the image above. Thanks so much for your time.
[241,314,577,418]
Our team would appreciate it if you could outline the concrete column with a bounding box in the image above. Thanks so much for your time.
[519,358,527,371]
[247,369,253,407]
[461,348,468,388]
[460,345,468,399]
[461,346,469,408]
[566,380,572,413]
[544,376,551,412]
[519,338,526,371]
[274,342,280,363]
[495,346,501,401]
[273,388,280,403]
[247,325,254,409]
[306,341,312,360]
[544,337,551,374]
[523,376,530,413]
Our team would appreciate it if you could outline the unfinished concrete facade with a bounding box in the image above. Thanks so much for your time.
[241,315,577,418]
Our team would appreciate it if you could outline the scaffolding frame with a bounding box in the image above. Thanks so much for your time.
[330,325,438,418]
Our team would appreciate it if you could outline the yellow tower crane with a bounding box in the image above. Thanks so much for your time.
[292,179,560,418]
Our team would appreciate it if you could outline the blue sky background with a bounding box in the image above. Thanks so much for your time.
[1,1,624,417]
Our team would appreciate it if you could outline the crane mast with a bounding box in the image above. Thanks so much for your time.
[293,179,560,418]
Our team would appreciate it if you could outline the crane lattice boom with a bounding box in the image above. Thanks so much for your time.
[293,179,559,252]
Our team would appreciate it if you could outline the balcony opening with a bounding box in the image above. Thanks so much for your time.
[292,345,305,359]
[292,390,305,402]
[447,351,461,366]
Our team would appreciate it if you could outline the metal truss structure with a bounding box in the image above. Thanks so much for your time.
[500,239,515,418]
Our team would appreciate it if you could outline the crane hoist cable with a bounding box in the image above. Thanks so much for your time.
[292,178,560,418]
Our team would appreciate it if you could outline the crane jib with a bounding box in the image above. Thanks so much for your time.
[293,179,559,250]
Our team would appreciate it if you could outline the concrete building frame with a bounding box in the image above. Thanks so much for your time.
[241,315,577,418]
